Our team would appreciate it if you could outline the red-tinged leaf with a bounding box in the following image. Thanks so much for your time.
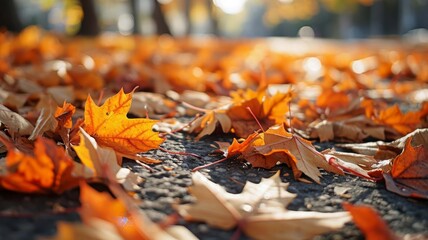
[343,203,398,240]
[384,138,428,199]
[55,102,76,129]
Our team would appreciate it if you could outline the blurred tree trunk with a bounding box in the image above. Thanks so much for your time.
[205,0,219,35]
[152,0,171,35]
[77,0,100,36]
[184,0,191,35]
[130,0,140,34]
[0,0,22,32]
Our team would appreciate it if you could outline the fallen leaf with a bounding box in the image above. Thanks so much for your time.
[0,136,80,194]
[130,92,176,118]
[370,104,421,135]
[227,89,291,138]
[28,95,58,140]
[253,124,343,183]
[309,116,386,142]
[336,128,428,157]
[323,149,382,181]
[55,102,76,129]
[73,128,142,191]
[343,203,398,240]
[83,88,164,155]
[188,108,231,140]
[316,90,350,114]
[74,182,196,240]
[384,138,428,199]
[177,172,351,240]
[0,104,34,137]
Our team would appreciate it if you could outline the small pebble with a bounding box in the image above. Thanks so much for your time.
[412,222,425,231]
[318,195,329,201]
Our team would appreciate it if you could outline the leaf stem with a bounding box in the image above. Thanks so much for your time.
[159,147,201,159]
[246,107,265,132]
[192,156,230,172]
[181,101,209,113]
[230,227,242,240]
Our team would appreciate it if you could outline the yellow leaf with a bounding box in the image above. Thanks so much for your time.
[83,89,164,155]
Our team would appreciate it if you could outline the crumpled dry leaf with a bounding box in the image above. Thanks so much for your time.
[177,172,351,240]
[83,88,164,155]
[72,128,142,191]
[188,108,231,140]
[28,95,58,140]
[384,138,428,199]
[252,124,343,183]
[337,128,428,157]
[309,116,386,142]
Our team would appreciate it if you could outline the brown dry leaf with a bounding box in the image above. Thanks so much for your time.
[0,88,29,109]
[384,138,428,199]
[337,128,428,159]
[130,92,176,118]
[46,86,75,105]
[322,149,377,169]
[177,172,351,240]
[309,116,386,142]
[253,124,343,183]
[83,88,164,156]
[324,152,380,181]
[343,203,398,240]
[72,128,142,191]
[387,128,428,149]
[0,137,80,194]
[0,104,34,137]
[188,108,231,140]
[28,95,58,140]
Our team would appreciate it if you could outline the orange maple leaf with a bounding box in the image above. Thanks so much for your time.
[55,102,76,129]
[343,203,397,240]
[227,131,259,157]
[384,138,428,199]
[364,102,421,135]
[0,137,80,194]
[227,89,292,138]
[83,88,164,155]
[316,90,350,113]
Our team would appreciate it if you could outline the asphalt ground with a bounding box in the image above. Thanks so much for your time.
[0,131,427,240]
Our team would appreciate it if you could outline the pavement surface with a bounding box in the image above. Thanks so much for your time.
[0,131,428,240]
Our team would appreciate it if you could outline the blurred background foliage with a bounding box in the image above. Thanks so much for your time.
[1,0,428,39]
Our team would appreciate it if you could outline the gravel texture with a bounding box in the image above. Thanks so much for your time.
[0,131,427,240]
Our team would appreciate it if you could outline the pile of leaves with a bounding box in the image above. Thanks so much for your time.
[0,26,427,239]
